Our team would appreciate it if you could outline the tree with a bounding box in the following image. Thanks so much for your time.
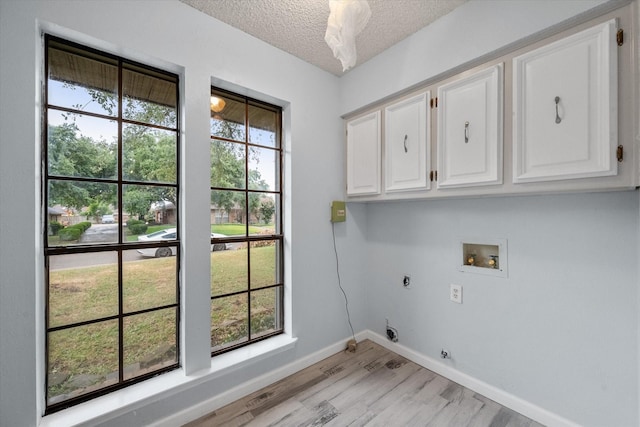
[258,198,275,225]
[47,121,117,210]
[209,112,276,225]
[123,95,177,129]
[49,83,179,221]
[50,83,274,227]
[123,127,176,185]
[123,189,157,220]
[248,170,269,223]
[84,201,111,222]
[210,138,272,224]
[122,124,178,213]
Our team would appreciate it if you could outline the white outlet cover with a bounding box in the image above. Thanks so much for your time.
[450,284,462,304]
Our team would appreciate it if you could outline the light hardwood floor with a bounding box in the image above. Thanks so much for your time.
[184,340,545,427]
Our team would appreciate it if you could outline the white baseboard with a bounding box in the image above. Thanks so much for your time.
[154,329,579,427]
[152,331,369,427]
[360,330,581,427]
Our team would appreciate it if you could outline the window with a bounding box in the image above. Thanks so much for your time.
[44,36,180,412]
[210,88,284,354]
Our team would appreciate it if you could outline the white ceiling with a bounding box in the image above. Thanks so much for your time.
[180,0,468,76]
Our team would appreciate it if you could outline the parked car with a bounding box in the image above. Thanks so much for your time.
[101,214,115,224]
[138,228,176,242]
[137,228,176,258]
[136,228,229,257]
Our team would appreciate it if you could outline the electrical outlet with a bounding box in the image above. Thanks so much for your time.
[331,200,346,222]
[450,284,462,303]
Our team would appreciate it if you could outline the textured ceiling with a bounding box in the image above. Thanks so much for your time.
[180,0,468,76]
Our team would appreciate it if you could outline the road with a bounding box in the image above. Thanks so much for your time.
[50,224,147,270]
[49,250,148,270]
[78,223,119,244]
[49,224,238,270]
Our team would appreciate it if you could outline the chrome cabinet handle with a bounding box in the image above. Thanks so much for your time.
[464,121,469,143]
[403,134,408,153]
[555,96,562,124]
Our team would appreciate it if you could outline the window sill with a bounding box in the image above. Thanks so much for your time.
[40,334,297,427]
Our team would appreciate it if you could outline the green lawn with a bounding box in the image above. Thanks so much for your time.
[212,223,272,235]
[210,245,278,349]
[47,245,279,401]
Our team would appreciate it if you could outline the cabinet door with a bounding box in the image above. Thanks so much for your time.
[437,64,503,188]
[385,92,430,192]
[346,111,381,196]
[513,19,617,183]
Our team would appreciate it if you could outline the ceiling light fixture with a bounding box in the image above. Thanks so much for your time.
[210,95,226,112]
[324,0,371,72]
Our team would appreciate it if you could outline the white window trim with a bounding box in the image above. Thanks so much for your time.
[36,26,294,423]
[39,334,297,427]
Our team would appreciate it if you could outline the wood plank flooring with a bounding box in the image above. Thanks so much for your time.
[184,340,545,427]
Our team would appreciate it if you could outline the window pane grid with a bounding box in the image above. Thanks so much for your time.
[210,284,284,301]
[45,104,179,134]
[44,35,180,413]
[210,87,283,355]
[48,302,180,332]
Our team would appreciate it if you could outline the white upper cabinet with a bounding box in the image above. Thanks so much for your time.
[345,9,633,202]
[512,19,618,183]
[384,92,430,192]
[437,64,503,188]
[346,110,381,195]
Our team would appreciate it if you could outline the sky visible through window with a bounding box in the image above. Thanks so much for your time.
[45,39,181,412]
[48,80,277,193]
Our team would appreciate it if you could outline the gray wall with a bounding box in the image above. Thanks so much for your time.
[339,0,639,425]
[363,192,638,426]
[339,0,612,114]
[0,1,367,425]
[340,0,639,426]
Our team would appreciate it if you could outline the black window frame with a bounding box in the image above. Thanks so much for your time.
[210,87,285,356]
[43,34,181,414]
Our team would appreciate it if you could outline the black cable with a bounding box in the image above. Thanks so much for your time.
[331,221,356,342]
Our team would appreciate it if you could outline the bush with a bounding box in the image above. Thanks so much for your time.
[129,223,148,235]
[58,227,83,241]
[76,221,92,231]
[127,219,148,235]
[49,221,63,236]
